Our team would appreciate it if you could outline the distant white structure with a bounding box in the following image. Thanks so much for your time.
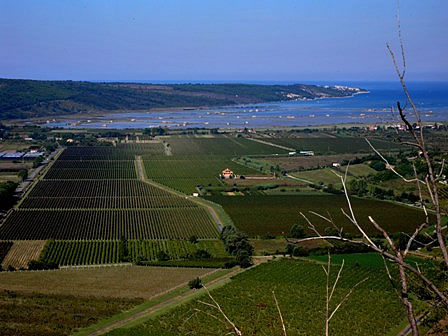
[332,163,341,168]
[299,151,314,156]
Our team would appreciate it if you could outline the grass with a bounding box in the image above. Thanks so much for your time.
[0,265,216,299]
[207,194,431,237]
[346,163,376,177]
[290,168,352,186]
[105,256,405,335]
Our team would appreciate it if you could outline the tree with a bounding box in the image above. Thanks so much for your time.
[157,250,170,261]
[188,277,202,289]
[18,169,28,181]
[119,236,129,262]
[289,223,306,239]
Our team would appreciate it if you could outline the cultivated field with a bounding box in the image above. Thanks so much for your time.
[164,136,288,156]
[1,240,45,269]
[0,209,217,240]
[109,256,404,335]
[261,137,400,154]
[261,154,370,171]
[40,240,228,266]
[0,290,142,336]
[143,156,260,194]
[0,145,219,241]
[208,195,429,237]
[0,265,216,299]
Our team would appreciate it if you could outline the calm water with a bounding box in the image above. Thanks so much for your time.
[42,81,448,129]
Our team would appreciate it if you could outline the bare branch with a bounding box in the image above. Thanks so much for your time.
[200,286,242,335]
[273,290,287,336]
[368,216,397,253]
[404,222,427,257]
[365,138,425,184]
[328,277,369,322]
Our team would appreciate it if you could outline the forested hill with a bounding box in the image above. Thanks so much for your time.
[0,78,366,119]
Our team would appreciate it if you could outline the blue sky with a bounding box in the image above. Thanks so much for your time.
[0,0,447,81]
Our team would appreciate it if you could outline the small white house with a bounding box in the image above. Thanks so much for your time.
[332,163,341,168]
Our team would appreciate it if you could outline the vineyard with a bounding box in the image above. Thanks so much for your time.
[0,145,219,242]
[143,156,261,194]
[262,137,401,154]
[164,136,288,156]
[0,241,13,265]
[208,195,430,237]
[0,209,218,240]
[110,256,404,336]
[39,239,228,265]
[1,240,46,269]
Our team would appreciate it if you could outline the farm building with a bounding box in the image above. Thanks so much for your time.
[220,168,235,179]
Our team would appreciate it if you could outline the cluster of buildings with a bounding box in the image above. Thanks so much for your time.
[0,149,45,160]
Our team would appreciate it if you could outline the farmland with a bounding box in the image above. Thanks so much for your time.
[0,208,217,240]
[0,145,220,241]
[208,195,429,237]
[0,241,13,265]
[0,266,216,299]
[1,240,46,269]
[261,136,401,154]
[40,240,228,266]
[108,256,405,336]
[143,156,260,194]
[261,153,370,171]
[162,136,289,156]
[0,290,143,336]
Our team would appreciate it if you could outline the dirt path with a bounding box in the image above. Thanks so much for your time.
[135,156,224,230]
[286,173,314,185]
[246,137,295,151]
[88,258,273,335]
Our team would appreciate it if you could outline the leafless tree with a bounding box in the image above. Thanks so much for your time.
[287,3,448,334]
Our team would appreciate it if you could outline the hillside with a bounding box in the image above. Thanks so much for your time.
[0,78,366,119]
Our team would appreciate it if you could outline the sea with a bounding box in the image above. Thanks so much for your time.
[42,81,448,129]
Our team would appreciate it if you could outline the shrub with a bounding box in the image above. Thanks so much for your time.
[289,224,306,239]
[157,251,170,261]
[188,277,202,289]
[194,249,212,259]
[189,235,199,244]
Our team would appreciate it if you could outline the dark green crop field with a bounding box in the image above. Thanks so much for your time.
[262,137,400,154]
[163,137,288,156]
[207,195,428,237]
[107,256,404,336]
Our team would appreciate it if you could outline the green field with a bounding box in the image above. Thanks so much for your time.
[107,256,404,335]
[39,240,228,266]
[290,167,350,186]
[143,156,261,194]
[207,195,428,237]
[162,137,288,156]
